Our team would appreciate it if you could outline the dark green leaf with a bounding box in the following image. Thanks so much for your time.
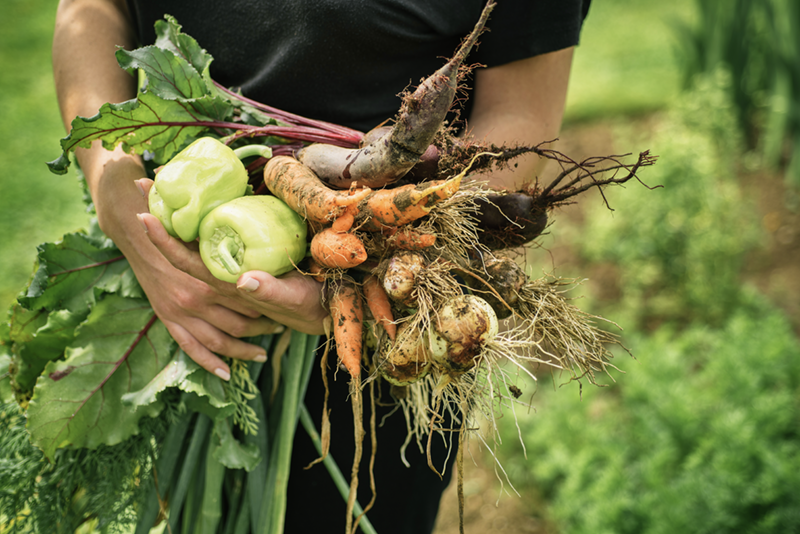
[125,348,236,419]
[121,346,189,408]
[47,91,228,174]
[153,15,214,83]
[18,232,140,313]
[182,366,237,421]
[8,305,88,394]
[116,45,210,102]
[26,296,172,460]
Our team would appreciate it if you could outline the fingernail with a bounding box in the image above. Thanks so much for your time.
[136,213,149,233]
[254,352,267,363]
[237,276,260,292]
[215,368,231,381]
[134,179,146,197]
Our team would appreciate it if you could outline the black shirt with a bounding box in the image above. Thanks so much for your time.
[126,0,591,131]
[122,3,591,531]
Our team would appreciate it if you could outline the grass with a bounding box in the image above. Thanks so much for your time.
[565,0,697,122]
[0,0,91,310]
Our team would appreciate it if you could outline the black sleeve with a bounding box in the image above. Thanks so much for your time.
[472,0,592,67]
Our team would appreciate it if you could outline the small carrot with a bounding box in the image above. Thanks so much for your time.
[263,156,371,224]
[307,257,327,282]
[384,226,437,250]
[328,278,364,378]
[362,274,396,341]
[331,209,356,233]
[355,174,462,231]
[310,227,368,269]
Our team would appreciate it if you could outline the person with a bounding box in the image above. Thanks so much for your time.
[52,0,590,531]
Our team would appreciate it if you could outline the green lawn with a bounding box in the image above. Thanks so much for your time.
[566,0,696,122]
[0,0,90,309]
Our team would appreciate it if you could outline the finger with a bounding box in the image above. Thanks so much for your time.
[236,270,327,334]
[209,303,287,337]
[138,212,218,284]
[138,214,270,319]
[135,178,154,201]
[187,316,270,362]
[176,277,266,319]
[164,319,232,380]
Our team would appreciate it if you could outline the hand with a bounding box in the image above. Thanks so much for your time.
[125,229,287,380]
[80,152,285,381]
[135,179,329,334]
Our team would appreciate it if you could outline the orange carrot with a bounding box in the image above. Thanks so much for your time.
[355,174,462,231]
[329,278,364,378]
[331,209,356,233]
[384,226,437,250]
[362,274,396,341]
[263,156,371,224]
[307,257,327,282]
[310,227,368,269]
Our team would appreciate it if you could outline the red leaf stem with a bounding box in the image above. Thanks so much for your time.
[214,81,364,143]
[48,312,159,448]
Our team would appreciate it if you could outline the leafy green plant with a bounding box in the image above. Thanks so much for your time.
[501,295,800,534]
[0,396,176,533]
[576,71,762,328]
[677,0,800,188]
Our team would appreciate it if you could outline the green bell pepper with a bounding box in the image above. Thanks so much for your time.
[148,138,271,242]
[198,195,308,283]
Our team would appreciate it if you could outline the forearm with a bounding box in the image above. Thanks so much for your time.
[53,0,137,127]
[467,48,574,190]
[53,0,149,252]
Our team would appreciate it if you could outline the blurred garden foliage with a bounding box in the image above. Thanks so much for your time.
[677,0,800,188]
[503,298,800,534]
[578,71,763,329]
[495,1,800,532]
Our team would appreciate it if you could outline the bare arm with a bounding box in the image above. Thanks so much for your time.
[467,47,575,190]
[52,0,312,380]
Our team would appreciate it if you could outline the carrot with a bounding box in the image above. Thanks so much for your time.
[328,278,364,379]
[307,257,327,282]
[263,156,371,224]
[362,274,396,341]
[355,174,463,231]
[331,209,356,233]
[325,277,366,534]
[384,226,436,251]
[296,2,496,190]
[310,227,368,269]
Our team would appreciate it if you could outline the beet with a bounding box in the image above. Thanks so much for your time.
[475,193,549,249]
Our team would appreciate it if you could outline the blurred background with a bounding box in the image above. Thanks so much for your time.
[2,0,799,533]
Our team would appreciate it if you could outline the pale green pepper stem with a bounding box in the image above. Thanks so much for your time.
[209,227,245,277]
[217,236,243,276]
[233,144,273,161]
